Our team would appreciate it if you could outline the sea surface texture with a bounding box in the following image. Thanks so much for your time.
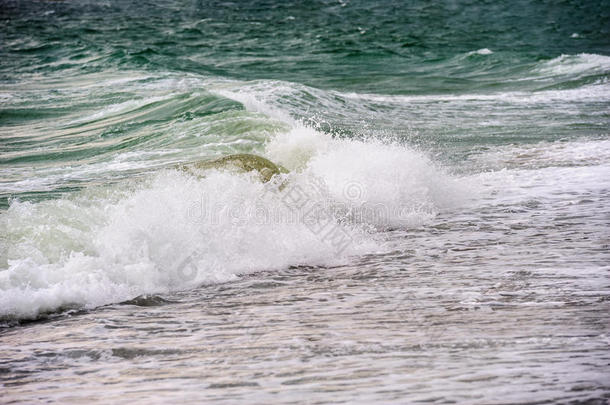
[1,0,609,403]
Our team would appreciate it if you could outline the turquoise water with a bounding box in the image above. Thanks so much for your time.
[1,0,609,207]
[1,0,609,403]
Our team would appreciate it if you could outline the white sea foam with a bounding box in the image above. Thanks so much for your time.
[463,138,610,210]
[467,139,610,171]
[1,118,466,319]
[469,162,610,210]
[0,169,365,319]
[266,127,464,226]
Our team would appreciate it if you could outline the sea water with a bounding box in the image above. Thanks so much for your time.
[1,0,609,403]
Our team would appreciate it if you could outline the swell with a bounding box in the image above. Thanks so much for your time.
[0,73,286,208]
[1,52,608,206]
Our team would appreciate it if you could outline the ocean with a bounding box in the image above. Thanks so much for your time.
[1,0,609,403]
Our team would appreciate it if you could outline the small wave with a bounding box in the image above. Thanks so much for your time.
[210,73,609,130]
[467,48,493,56]
[339,80,610,104]
[213,81,299,125]
[535,53,610,76]
[65,95,173,125]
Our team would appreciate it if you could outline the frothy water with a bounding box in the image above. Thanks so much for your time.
[2,127,468,320]
[1,0,609,403]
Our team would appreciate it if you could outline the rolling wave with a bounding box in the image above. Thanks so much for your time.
[1,52,609,320]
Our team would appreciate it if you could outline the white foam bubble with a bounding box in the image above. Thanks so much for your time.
[0,168,382,319]
[266,128,465,227]
[467,48,493,55]
[265,125,333,170]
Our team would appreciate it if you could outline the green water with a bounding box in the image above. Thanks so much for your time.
[2,1,609,204]
[2,0,609,88]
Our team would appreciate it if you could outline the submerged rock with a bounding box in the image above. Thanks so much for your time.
[179,153,288,183]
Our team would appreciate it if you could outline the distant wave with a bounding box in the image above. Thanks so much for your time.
[340,80,610,104]
[466,48,493,56]
[535,53,610,76]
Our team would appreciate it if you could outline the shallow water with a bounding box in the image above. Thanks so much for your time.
[1,0,609,403]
